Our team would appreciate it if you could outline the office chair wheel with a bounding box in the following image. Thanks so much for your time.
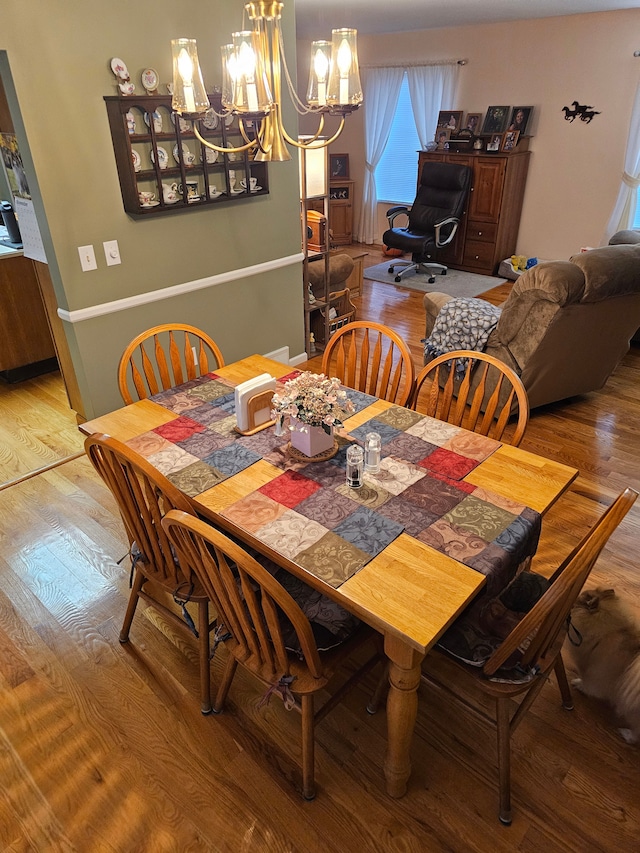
[395,275,402,282]
[388,265,395,273]
[428,276,435,283]
[441,269,447,275]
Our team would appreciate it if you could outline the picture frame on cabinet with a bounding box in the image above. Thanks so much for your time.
[507,106,533,135]
[437,110,463,133]
[502,130,520,151]
[435,127,451,149]
[487,133,503,152]
[481,105,510,134]
[330,154,349,179]
[463,112,483,134]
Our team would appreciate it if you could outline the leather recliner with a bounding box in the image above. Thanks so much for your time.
[423,242,640,409]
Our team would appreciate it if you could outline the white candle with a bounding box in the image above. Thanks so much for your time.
[339,77,349,105]
[337,38,352,105]
[184,84,195,113]
[247,81,259,113]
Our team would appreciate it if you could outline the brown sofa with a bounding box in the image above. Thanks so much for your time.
[423,242,640,409]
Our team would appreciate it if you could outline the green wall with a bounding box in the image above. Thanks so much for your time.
[1,0,304,417]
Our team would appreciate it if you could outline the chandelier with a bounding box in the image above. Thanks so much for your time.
[170,1,362,162]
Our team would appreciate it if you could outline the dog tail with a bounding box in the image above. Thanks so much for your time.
[617,655,640,735]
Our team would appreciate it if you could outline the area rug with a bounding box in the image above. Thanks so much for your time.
[363,261,503,297]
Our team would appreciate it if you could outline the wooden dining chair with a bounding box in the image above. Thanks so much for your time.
[371,487,637,825]
[118,323,225,405]
[161,509,384,800]
[84,433,216,714]
[412,350,530,446]
[321,320,415,407]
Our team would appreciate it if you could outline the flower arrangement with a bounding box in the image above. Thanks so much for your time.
[271,371,355,434]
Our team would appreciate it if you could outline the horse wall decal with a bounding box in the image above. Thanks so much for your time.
[562,101,601,123]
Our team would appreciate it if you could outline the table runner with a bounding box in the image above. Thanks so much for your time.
[125,372,540,593]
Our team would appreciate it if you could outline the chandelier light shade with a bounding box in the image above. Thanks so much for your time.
[170,39,210,114]
[170,2,362,162]
[230,29,272,114]
[326,29,362,108]
[307,41,332,107]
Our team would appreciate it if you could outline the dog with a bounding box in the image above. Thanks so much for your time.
[567,587,640,744]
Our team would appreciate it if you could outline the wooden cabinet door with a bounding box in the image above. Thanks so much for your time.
[468,157,506,222]
[330,202,352,244]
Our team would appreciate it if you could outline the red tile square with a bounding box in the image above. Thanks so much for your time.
[154,416,206,442]
[259,469,321,508]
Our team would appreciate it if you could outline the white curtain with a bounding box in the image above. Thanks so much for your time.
[356,66,404,244]
[602,78,640,243]
[407,64,459,150]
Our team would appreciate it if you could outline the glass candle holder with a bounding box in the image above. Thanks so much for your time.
[346,444,364,488]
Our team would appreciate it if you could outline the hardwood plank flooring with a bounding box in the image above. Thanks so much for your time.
[0,371,84,486]
[1,251,639,851]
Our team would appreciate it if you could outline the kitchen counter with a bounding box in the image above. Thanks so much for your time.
[0,224,22,257]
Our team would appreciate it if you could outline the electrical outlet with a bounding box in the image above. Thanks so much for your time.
[78,244,97,271]
[103,239,121,266]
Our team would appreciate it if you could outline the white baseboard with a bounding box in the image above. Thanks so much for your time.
[262,347,308,367]
[263,346,290,364]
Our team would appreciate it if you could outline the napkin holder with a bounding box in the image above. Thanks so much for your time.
[234,373,276,435]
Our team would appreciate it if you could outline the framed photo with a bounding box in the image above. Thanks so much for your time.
[481,106,510,135]
[436,110,463,133]
[486,133,503,153]
[0,132,30,199]
[329,154,349,179]
[507,106,533,135]
[501,130,520,152]
[463,112,483,134]
[434,127,451,149]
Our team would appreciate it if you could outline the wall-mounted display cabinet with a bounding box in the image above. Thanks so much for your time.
[104,94,269,217]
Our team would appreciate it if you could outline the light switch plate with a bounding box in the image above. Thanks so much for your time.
[78,244,97,271]
[103,239,121,266]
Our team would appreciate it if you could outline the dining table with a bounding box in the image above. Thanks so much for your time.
[80,354,578,798]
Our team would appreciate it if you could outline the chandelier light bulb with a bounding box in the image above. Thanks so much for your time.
[177,49,195,111]
[313,47,329,105]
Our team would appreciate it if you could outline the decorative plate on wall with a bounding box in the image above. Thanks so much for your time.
[141,68,159,93]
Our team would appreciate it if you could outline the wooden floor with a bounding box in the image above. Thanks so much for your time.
[1,249,639,851]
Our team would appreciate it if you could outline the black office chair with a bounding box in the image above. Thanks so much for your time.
[383,161,472,283]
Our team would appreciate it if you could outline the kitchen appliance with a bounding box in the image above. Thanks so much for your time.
[0,200,22,248]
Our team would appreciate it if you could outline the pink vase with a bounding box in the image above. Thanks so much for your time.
[289,417,334,457]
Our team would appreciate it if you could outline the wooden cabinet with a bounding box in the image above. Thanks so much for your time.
[104,94,269,217]
[417,149,530,275]
[0,254,57,380]
[328,180,354,245]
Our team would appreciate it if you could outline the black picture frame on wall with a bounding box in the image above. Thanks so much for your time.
[481,106,510,135]
[330,154,349,179]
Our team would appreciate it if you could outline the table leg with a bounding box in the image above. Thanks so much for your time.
[383,633,424,798]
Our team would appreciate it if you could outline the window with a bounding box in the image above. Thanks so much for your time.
[634,190,640,228]
[375,74,421,205]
